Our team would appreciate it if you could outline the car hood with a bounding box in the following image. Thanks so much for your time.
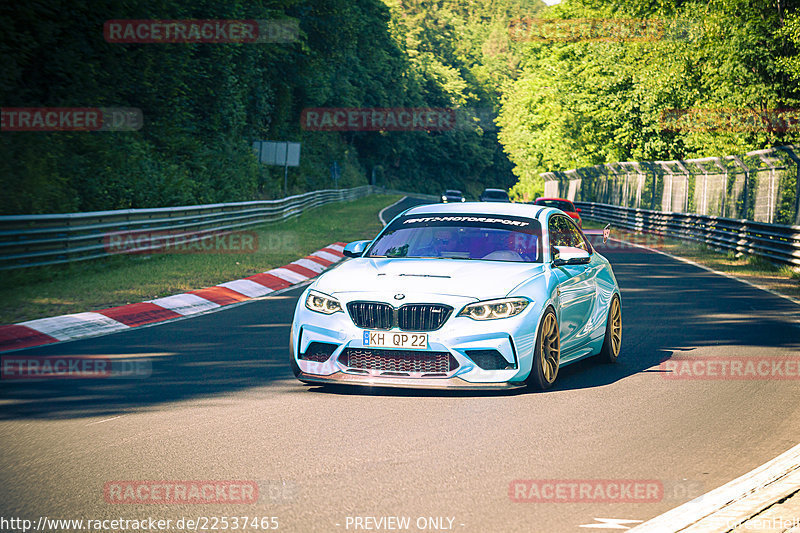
[314,258,545,300]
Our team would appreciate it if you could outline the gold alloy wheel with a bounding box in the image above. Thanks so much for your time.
[540,312,560,383]
[609,297,622,358]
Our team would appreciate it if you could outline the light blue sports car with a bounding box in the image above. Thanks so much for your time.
[290,202,621,390]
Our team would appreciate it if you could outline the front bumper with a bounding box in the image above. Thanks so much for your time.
[295,371,525,390]
[291,290,540,389]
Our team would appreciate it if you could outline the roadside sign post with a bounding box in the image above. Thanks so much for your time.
[284,142,290,196]
[331,161,340,189]
[252,140,301,196]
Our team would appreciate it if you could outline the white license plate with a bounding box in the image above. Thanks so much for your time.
[362,330,428,350]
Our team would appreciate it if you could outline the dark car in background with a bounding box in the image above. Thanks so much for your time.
[532,197,582,228]
[441,189,466,203]
[479,188,510,202]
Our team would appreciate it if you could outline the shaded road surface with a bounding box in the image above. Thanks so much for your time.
[380,195,431,224]
[1,222,799,532]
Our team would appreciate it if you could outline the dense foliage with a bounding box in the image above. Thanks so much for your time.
[499,0,800,200]
[0,0,538,214]
[1,0,797,213]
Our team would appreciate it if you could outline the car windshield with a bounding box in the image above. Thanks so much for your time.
[445,190,461,195]
[366,213,542,262]
[536,199,575,212]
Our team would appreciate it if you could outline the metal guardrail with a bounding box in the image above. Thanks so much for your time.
[0,186,375,270]
[576,202,800,266]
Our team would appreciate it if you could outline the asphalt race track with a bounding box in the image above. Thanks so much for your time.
[1,199,799,532]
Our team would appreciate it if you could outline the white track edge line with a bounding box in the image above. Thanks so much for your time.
[629,442,800,532]
[378,196,408,226]
[605,236,800,308]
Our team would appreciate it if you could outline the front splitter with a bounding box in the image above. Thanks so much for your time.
[296,371,526,390]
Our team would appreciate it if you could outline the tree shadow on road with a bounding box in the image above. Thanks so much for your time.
[302,245,800,398]
[1,244,798,415]
[0,292,305,420]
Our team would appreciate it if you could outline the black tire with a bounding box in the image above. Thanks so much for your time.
[597,295,622,363]
[289,352,303,379]
[526,307,560,390]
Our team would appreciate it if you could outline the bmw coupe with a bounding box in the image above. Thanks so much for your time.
[289,202,621,390]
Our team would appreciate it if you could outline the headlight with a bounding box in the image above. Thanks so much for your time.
[305,290,343,314]
[458,297,530,320]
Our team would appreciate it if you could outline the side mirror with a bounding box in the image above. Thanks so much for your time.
[552,246,591,267]
[343,240,370,258]
[576,208,582,213]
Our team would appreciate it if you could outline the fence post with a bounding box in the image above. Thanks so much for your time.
[794,150,800,226]
[743,169,750,220]
[675,160,690,213]
[711,158,727,218]
[769,168,775,224]
[722,168,728,218]
[662,164,674,212]
[777,146,800,225]
[651,165,657,210]
[633,163,643,208]
[729,155,749,220]
[795,154,800,226]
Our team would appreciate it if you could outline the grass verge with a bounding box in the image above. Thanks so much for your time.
[0,195,400,325]
[582,219,800,301]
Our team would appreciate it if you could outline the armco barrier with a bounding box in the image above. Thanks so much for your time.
[576,202,800,266]
[0,186,375,270]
